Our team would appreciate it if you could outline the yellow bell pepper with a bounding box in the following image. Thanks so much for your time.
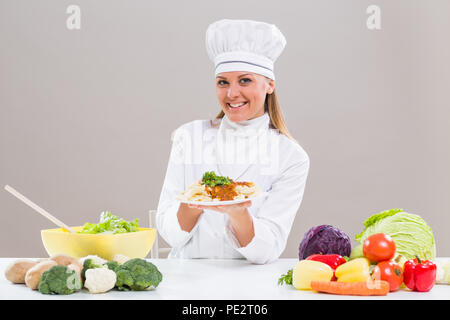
[335,258,371,282]
[292,260,334,290]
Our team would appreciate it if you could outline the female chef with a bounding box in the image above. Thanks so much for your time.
[156,19,310,264]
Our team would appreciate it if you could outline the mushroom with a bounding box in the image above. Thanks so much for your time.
[4,259,39,284]
[24,260,58,290]
[50,253,82,270]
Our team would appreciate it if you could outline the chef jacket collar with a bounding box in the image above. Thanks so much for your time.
[219,112,270,137]
[215,112,270,180]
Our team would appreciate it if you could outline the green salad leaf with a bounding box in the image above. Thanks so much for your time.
[78,211,139,234]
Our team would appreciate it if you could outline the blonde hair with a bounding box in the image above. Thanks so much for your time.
[212,89,296,141]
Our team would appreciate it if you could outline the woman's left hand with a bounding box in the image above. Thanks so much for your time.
[188,200,251,217]
[189,200,254,247]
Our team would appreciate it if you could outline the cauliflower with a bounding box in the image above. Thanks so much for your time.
[84,267,117,294]
[113,254,131,265]
[78,255,107,266]
[81,258,103,279]
[436,260,450,284]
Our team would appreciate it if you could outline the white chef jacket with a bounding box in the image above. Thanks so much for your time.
[156,112,309,264]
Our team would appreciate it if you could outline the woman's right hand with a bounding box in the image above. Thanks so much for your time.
[177,203,203,232]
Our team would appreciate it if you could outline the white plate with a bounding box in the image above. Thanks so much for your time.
[178,192,266,206]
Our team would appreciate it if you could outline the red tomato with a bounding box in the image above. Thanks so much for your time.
[363,233,396,262]
[371,261,404,292]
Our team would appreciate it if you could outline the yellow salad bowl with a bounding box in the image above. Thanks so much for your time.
[41,226,156,261]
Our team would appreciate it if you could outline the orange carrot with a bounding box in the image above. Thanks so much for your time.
[310,280,390,296]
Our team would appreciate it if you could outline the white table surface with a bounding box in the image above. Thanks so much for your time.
[1,257,449,300]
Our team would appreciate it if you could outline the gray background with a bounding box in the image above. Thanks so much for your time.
[1,0,449,258]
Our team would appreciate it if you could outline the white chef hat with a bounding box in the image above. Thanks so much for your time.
[205,19,286,80]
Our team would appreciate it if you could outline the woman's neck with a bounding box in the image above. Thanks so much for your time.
[223,112,269,128]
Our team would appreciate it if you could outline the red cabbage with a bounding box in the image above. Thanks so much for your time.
[298,225,352,259]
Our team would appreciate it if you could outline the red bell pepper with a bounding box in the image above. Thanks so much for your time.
[305,254,347,281]
[403,256,436,292]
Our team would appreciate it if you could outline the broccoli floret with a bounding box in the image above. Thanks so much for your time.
[81,258,103,279]
[114,258,162,291]
[38,265,82,295]
[104,261,120,272]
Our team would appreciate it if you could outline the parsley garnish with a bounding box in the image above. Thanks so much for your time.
[278,269,293,286]
[201,171,233,187]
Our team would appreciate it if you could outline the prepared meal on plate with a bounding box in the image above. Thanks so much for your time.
[177,171,260,202]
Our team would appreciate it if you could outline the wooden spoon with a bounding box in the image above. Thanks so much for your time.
[4,185,75,233]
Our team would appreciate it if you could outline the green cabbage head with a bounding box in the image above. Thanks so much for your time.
[354,208,436,260]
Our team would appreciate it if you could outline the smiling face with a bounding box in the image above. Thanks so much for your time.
[216,71,275,123]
